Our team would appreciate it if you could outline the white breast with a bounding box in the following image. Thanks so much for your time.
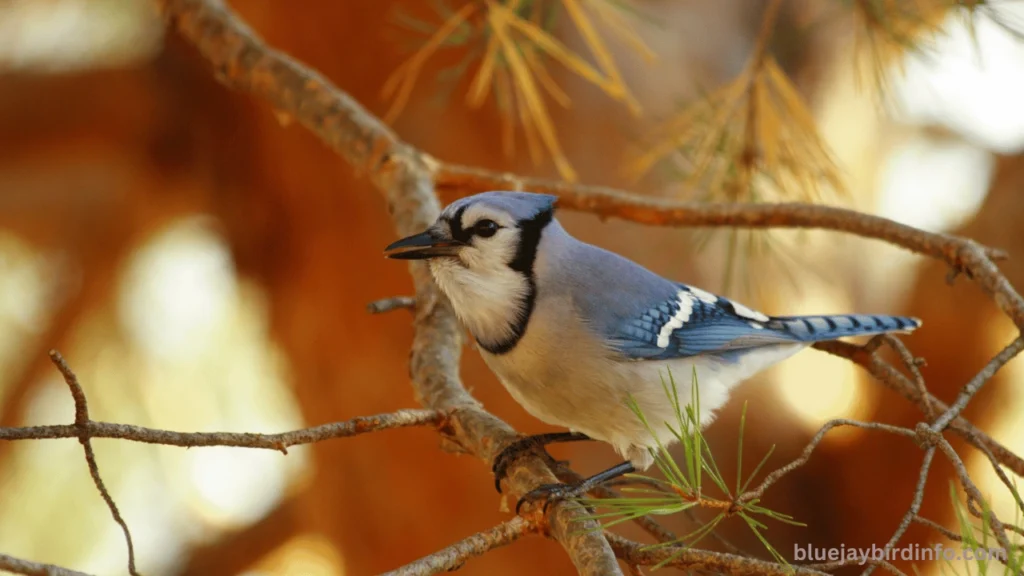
[482,325,805,471]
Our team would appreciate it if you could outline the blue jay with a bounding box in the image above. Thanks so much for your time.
[385,191,920,511]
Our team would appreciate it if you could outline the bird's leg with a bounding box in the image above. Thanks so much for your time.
[515,461,636,514]
[492,432,592,493]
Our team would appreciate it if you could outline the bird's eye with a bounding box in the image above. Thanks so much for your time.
[474,219,499,238]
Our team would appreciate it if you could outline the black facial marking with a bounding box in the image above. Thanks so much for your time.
[509,208,553,274]
[447,204,470,243]
[477,206,555,356]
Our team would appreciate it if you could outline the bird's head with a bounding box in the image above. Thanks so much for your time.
[384,191,558,274]
[384,191,559,352]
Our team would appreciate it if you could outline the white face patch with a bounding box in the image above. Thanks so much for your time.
[429,202,532,349]
[459,204,517,231]
[446,204,521,271]
[687,286,718,304]
[730,301,770,323]
[657,291,695,348]
[749,322,764,329]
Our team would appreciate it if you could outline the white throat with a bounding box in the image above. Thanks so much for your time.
[429,256,531,350]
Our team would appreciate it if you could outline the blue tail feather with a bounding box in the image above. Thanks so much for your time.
[767,314,922,342]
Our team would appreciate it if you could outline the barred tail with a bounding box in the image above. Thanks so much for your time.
[766,314,922,342]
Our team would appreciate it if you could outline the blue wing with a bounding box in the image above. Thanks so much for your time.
[608,283,921,361]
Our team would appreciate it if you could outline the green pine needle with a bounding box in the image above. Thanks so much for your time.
[577,367,799,565]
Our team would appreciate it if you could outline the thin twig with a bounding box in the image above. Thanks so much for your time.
[382,517,536,576]
[931,433,1018,561]
[740,419,916,503]
[931,337,1024,431]
[861,446,936,576]
[814,340,1024,477]
[912,515,964,542]
[972,439,1024,517]
[605,532,827,575]
[0,410,448,452]
[49,351,139,576]
[879,334,934,420]
[0,553,92,576]
[367,296,416,314]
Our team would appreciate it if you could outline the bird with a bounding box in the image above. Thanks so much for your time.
[384,191,921,512]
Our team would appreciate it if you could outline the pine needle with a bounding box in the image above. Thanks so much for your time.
[382,3,478,124]
[384,0,652,179]
[490,0,578,180]
[581,370,798,565]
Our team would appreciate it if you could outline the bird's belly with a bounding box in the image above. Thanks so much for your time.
[478,347,706,467]
[480,343,805,470]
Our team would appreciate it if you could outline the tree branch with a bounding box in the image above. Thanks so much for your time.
[0,554,91,576]
[382,517,537,576]
[0,408,446,451]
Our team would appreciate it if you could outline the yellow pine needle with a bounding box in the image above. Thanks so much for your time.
[764,60,817,137]
[513,71,545,166]
[494,64,517,159]
[754,73,780,170]
[467,0,522,109]
[625,98,716,180]
[629,53,843,204]
[764,58,844,197]
[686,79,749,182]
[489,0,577,181]
[467,35,501,108]
[381,3,477,124]
[560,0,642,115]
[584,0,657,64]
[491,2,622,106]
[850,0,957,93]
[523,48,572,109]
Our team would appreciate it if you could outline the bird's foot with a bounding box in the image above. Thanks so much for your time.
[492,437,546,493]
[492,432,590,493]
[515,461,636,515]
[515,482,586,515]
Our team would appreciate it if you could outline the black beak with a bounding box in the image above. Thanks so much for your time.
[384,229,464,260]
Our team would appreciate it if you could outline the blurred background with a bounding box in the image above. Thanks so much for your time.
[1,0,1023,574]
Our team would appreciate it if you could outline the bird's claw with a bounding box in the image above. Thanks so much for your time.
[515,482,582,515]
[492,438,543,493]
